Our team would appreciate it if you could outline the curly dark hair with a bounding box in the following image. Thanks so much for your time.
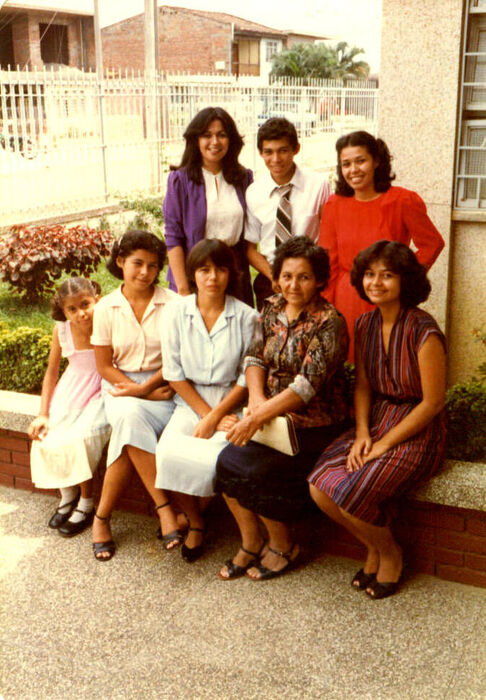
[350,240,431,308]
[186,239,240,298]
[51,277,101,321]
[257,117,299,152]
[106,230,167,281]
[334,131,395,196]
[272,237,330,291]
[170,107,247,186]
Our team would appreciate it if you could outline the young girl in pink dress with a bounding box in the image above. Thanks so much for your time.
[29,277,111,537]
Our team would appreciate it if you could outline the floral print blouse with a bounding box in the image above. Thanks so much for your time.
[244,293,349,428]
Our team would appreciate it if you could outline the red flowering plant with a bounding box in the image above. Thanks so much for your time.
[0,224,113,301]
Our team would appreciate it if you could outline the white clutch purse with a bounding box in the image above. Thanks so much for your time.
[243,409,299,456]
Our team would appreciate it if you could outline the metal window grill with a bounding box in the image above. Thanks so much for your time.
[455,3,486,208]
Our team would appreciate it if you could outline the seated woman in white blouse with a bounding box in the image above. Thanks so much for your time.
[156,240,258,563]
[163,106,254,306]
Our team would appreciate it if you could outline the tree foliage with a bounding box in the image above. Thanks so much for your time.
[271,41,370,82]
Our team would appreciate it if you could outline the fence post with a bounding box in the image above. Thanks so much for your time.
[94,1,109,203]
[96,75,109,203]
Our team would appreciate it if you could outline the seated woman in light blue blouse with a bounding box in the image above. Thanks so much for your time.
[155,240,258,563]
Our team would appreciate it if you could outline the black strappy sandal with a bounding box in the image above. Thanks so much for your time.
[351,568,376,591]
[218,543,266,580]
[247,543,299,581]
[155,502,184,551]
[92,513,116,562]
[181,524,205,563]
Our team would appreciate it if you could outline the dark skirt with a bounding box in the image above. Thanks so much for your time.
[215,423,346,522]
[231,238,254,308]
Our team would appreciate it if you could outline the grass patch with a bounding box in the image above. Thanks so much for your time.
[0,263,121,332]
[0,262,170,331]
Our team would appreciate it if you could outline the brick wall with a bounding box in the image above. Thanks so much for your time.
[309,498,486,589]
[5,11,95,71]
[2,425,486,589]
[0,427,153,515]
[102,7,232,74]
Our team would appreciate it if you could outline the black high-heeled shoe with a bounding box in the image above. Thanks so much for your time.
[155,502,185,551]
[181,526,205,563]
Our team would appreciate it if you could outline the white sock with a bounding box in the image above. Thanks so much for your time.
[68,497,94,523]
[58,487,78,514]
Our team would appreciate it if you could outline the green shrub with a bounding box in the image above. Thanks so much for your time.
[0,326,52,393]
[446,379,486,462]
[0,224,113,301]
[119,194,164,236]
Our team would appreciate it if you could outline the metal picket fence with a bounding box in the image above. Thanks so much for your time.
[0,68,378,226]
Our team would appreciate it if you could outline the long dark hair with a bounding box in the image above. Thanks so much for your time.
[335,131,395,197]
[171,107,247,186]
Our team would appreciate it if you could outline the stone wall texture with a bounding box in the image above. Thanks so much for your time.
[380,0,486,383]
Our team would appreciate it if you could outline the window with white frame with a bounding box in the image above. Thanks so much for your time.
[456,1,486,208]
[265,40,279,62]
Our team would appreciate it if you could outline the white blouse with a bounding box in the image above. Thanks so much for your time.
[91,285,178,372]
[202,168,244,246]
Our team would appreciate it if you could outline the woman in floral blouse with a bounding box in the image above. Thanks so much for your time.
[215,237,349,581]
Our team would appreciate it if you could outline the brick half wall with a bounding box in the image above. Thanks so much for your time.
[2,424,486,589]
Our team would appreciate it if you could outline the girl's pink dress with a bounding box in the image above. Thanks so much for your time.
[30,321,110,489]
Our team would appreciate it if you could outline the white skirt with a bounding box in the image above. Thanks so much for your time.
[155,384,235,497]
[103,372,175,467]
[30,396,111,489]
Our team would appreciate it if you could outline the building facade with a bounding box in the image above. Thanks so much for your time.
[0,3,95,71]
[101,5,327,79]
[380,0,486,383]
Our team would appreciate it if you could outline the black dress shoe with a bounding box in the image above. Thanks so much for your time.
[48,490,80,529]
[181,526,205,563]
[58,509,95,537]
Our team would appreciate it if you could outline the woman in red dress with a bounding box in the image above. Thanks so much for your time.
[320,131,444,359]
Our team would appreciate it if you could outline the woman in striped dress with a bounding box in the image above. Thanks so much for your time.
[308,240,447,599]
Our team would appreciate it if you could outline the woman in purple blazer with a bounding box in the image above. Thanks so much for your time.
[164,107,254,307]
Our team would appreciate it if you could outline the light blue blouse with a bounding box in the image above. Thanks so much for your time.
[160,294,258,393]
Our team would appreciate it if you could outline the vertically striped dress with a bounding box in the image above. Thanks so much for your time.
[307,307,446,526]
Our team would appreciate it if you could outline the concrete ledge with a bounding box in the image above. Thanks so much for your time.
[412,460,486,512]
[0,390,40,433]
[1,389,484,513]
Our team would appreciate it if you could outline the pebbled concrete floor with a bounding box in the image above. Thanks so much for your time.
[1,485,486,700]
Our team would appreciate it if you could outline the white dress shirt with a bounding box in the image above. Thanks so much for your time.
[244,165,331,262]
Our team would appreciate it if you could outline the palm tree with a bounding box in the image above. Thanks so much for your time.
[333,41,370,80]
[271,42,370,82]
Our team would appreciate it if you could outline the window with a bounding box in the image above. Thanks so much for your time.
[235,39,260,76]
[266,40,279,62]
[455,1,486,208]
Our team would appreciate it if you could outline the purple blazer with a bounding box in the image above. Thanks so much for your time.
[163,167,253,290]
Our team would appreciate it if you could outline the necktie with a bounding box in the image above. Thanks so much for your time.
[275,184,292,245]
